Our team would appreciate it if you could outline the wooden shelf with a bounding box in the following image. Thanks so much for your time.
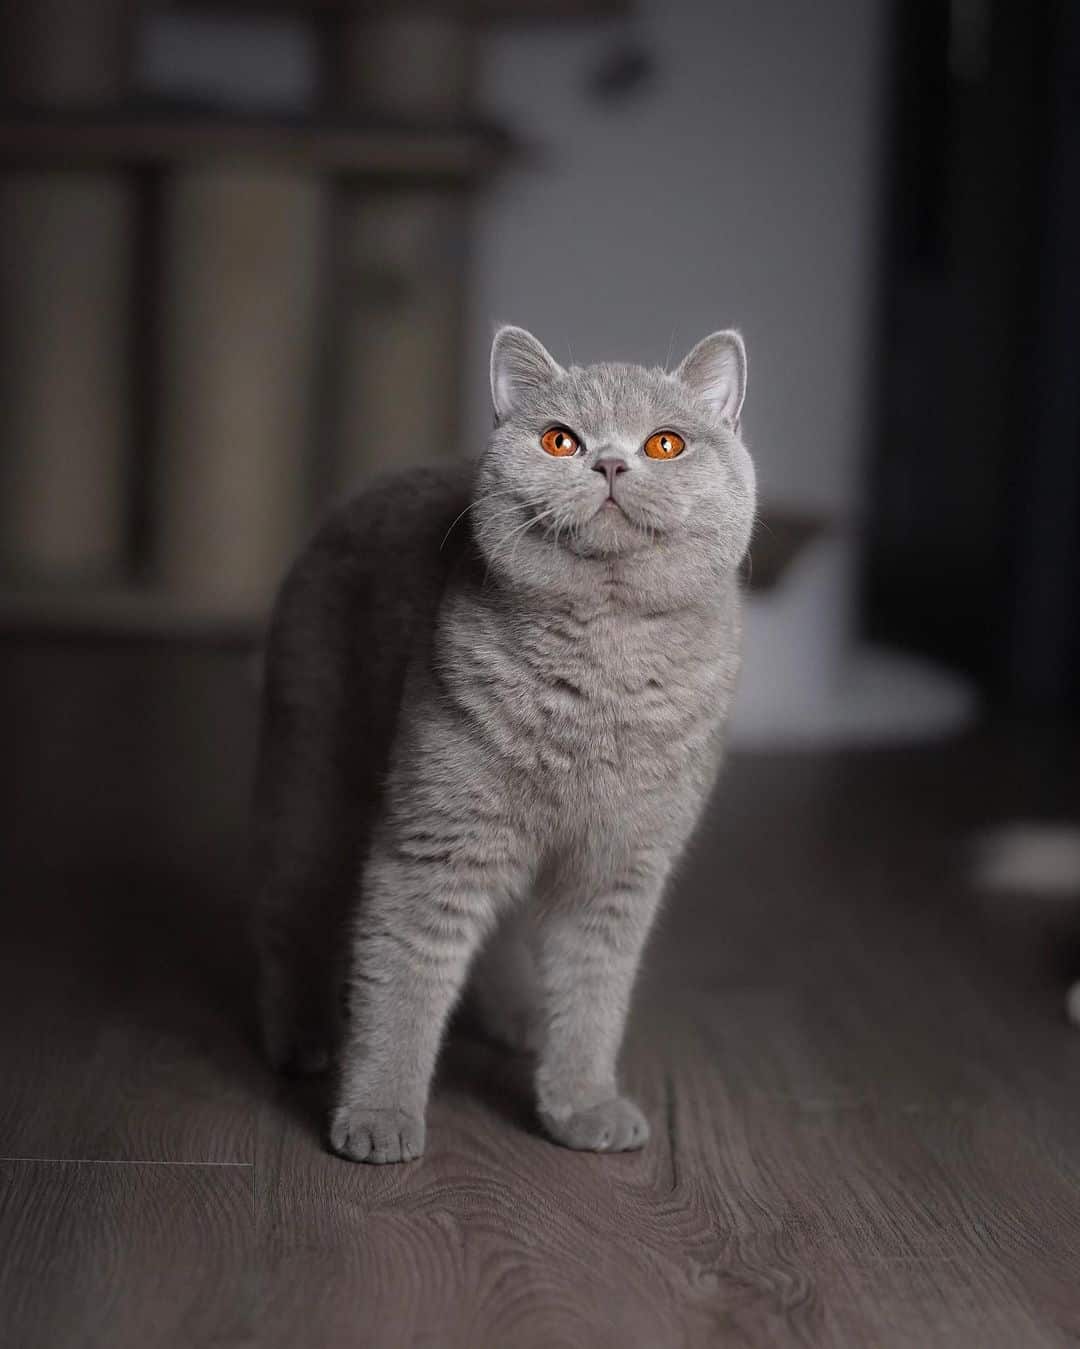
[0,501,821,648]
[0,585,265,646]
[0,504,819,646]
[0,110,511,179]
[171,0,631,19]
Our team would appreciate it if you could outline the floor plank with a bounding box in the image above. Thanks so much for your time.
[0,882,259,1162]
[0,643,259,1163]
[2,640,1079,1346]
[254,1044,695,1349]
[0,1160,253,1349]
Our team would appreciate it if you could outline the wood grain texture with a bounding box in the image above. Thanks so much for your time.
[0,642,260,1163]
[0,1160,253,1349]
[1,639,1079,1347]
[0,116,506,178]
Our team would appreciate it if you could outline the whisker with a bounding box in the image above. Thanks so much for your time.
[483,502,563,583]
[439,488,517,551]
[440,503,477,551]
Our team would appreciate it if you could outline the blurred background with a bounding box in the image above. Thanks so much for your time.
[2,6,1079,1341]
[0,0,1079,976]
[2,0,1079,932]
[1,0,1077,742]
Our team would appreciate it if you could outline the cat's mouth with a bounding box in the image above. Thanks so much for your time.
[586,496,661,548]
[592,497,648,532]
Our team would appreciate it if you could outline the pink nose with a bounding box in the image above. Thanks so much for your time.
[592,458,628,493]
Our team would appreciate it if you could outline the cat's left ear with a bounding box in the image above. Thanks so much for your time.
[490,325,565,421]
[673,330,747,428]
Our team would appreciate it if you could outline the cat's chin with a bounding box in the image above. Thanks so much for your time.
[575,502,665,552]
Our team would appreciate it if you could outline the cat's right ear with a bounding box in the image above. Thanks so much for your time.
[490,326,564,421]
[673,330,747,429]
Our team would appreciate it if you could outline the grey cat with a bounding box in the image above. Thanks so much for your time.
[254,325,757,1164]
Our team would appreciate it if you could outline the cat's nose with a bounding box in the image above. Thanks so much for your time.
[592,457,628,494]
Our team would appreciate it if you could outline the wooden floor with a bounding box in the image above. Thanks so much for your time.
[1,638,1078,1348]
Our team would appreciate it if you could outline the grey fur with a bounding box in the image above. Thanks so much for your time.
[254,326,757,1163]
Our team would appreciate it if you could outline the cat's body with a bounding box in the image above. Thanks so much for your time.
[255,328,757,1162]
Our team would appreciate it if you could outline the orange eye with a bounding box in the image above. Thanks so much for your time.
[540,427,581,457]
[644,430,686,460]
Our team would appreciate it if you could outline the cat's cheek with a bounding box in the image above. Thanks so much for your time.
[721,452,757,567]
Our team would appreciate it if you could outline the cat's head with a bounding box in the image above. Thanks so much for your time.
[474,325,757,596]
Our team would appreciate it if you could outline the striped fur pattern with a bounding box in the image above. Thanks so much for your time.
[254,327,757,1162]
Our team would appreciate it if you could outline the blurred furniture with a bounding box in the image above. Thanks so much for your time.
[155,166,325,610]
[0,0,134,585]
[864,0,1080,714]
[0,0,623,626]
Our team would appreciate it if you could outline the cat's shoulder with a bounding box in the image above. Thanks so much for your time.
[317,460,475,555]
[265,459,476,652]
[280,458,472,584]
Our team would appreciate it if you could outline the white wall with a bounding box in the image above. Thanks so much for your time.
[467,0,889,520]
[139,0,889,520]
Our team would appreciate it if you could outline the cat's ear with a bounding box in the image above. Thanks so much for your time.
[490,325,564,420]
[673,330,747,428]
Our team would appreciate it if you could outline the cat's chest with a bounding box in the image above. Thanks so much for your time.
[525,610,701,707]
[437,586,739,804]
[495,606,729,782]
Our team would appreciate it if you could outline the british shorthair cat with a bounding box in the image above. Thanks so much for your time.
[254,325,757,1162]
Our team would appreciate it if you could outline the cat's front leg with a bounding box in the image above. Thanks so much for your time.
[533,869,666,1153]
[328,845,501,1164]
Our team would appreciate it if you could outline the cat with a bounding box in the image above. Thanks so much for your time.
[253,325,757,1163]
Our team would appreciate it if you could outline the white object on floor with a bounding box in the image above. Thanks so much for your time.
[970,824,1080,898]
[730,530,978,750]
[969,822,1080,1030]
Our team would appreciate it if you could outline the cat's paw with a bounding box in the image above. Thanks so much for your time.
[328,1105,425,1164]
[539,1097,650,1153]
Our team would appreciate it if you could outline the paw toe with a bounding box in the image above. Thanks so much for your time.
[540,1097,650,1153]
[328,1106,425,1165]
